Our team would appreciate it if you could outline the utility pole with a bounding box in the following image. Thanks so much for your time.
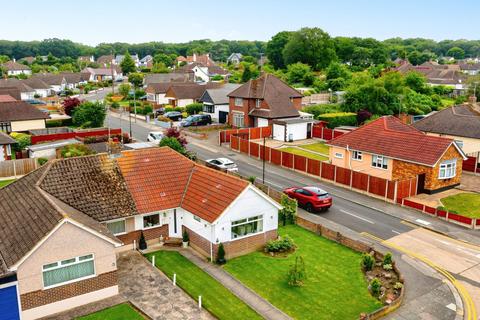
[133,82,137,123]
[110,50,115,95]
[262,136,266,184]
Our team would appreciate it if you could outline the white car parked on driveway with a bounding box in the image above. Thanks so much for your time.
[205,158,238,172]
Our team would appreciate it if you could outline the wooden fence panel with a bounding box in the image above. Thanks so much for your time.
[307,159,321,176]
[352,171,369,191]
[387,181,396,200]
[0,158,37,178]
[294,155,307,172]
[369,176,387,197]
[249,141,259,158]
[270,149,282,166]
[323,128,333,141]
[240,139,249,153]
[335,167,351,186]
[321,162,335,181]
[282,152,293,169]
[231,136,239,151]
[260,146,271,162]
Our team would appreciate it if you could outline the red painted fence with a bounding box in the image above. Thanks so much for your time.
[219,126,272,144]
[31,128,122,144]
[311,124,345,141]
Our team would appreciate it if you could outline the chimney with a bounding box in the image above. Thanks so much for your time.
[468,95,477,104]
[193,53,197,62]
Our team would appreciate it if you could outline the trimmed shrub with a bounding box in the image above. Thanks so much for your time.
[216,243,226,265]
[248,176,256,183]
[10,132,31,151]
[361,253,375,271]
[383,252,393,265]
[301,104,341,118]
[139,231,147,250]
[265,236,295,253]
[142,105,153,115]
[111,102,120,109]
[185,103,203,115]
[369,278,382,297]
[317,112,357,128]
[182,230,189,242]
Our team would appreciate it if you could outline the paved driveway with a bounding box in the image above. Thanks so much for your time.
[117,251,214,320]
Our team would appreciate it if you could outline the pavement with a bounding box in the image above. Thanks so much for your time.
[117,251,214,320]
[105,113,480,320]
[178,247,291,320]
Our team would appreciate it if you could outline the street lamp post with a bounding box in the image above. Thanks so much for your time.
[262,136,266,184]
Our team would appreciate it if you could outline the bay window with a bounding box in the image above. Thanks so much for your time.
[439,160,456,179]
[231,215,263,239]
[43,254,95,288]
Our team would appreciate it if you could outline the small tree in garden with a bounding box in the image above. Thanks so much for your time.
[356,109,372,125]
[118,83,131,98]
[248,176,256,184]
[361,253,375,271]
[128,72,144,88]
[383,252,393,266]
[369,278,382,297]
[165,127,187,147]
[279,194,297,226]
[159,137,185,154]
[72,101,106,128]
[62,97,81,116]
[120,51,136,74]
[139,231,147,250]
[287,256,307,287]
[216,243,226,265]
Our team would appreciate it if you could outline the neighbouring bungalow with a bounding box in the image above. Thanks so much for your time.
[227,73,303,128]
[0,131,15,161]
[145,83,172,105]
[413,97,480,173]
[176,53,216,66]
[199,83,241,123]
[22,78,52,98]
[81,67,123,82]
[143,73,192,86]
[0,147,280,319]
[0,101,49,133]
[0,79,36,100]
[1,61,32,76]
[327,116,467,194]
[164,82,222,107]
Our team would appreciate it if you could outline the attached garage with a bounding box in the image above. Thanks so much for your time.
[0,277,21,320]
[272,118,314,142]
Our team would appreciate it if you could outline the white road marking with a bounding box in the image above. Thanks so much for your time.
[432,239,480,259]
[446,303,457,312]
[415,219,431,226]
[265,180,284,189]
[391,230,401,235]
[340,209,375,224]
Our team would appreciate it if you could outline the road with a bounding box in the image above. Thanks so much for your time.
[106,113,480,319]
[78,84,119,102]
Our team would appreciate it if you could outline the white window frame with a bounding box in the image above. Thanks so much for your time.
[234,98,243,107]
[352,150,362,161]
[105,218,126,236]
[335,152,344,159]
[371,154,388,170]
[439,159,457,179]
[42,254,96,289]
[231,215,264,240]
[143,212,161,230]
[233,112,244,128]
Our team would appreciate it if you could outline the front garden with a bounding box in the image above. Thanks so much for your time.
[145,250,262,320]
[224,225,383,320]
[77,303,145,320]
[440,192,480,218]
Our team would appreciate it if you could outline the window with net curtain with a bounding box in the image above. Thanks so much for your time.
[42,254,95,288]
[106,219,126,235]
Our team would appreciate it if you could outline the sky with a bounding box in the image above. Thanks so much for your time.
[1,0,479,45]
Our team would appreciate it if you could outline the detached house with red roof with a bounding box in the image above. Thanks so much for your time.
[227,74,303,128]
[0,147,280,319]
[327,116,467,194]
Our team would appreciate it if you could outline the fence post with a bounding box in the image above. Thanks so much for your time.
[133,240,136,251]
[367,174,370,193]
[198,296,202,309]
[393,180,398,203]
[384,181,388,202]
[152,255,155,266]
[321,126,324,140]
[173,273,177,286]
[319,161,323,179]
[349,170,353,189]
[280,151,283,167]
[334,165,337,183]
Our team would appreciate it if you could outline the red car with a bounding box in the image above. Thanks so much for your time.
[283,186,332,212]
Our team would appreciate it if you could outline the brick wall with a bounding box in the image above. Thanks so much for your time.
[185,226,277,260]
[20,270,117,310]
[116,225,168,245]
[392,145,462,192]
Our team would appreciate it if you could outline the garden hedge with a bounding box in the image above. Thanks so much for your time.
[317,112,357,128]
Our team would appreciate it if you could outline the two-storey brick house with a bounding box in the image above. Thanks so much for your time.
[227,74,303,128]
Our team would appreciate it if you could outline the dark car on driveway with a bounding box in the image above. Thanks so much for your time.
[283,186,332,212]
[164,111,183,121]
[180,114,212,127]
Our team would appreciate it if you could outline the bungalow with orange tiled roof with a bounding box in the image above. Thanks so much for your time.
[327,116,467,194]
[0,147,280,319]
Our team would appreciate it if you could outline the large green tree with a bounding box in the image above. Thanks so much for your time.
[266,31,292,69]
[128,72,144,88]
[283,27,337,71]
[120,51,136,74]
[446,46,465,59]
[72,101,106,128]
[286,62,314,86]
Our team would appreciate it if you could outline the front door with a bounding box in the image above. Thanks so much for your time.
[168,209,181,238]
[219,111,228,124]
[417,173,426,194]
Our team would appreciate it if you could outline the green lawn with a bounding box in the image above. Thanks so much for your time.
[298,142,330,155]
[224,225,382,320]
[77,303,144,320]
[145,251,262,320]
[280,147,329,161]
[441,193,480,218]
[0,179,15,188]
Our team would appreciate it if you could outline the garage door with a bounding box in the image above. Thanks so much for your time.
[0,284,20,320]
[219,111,228,124]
